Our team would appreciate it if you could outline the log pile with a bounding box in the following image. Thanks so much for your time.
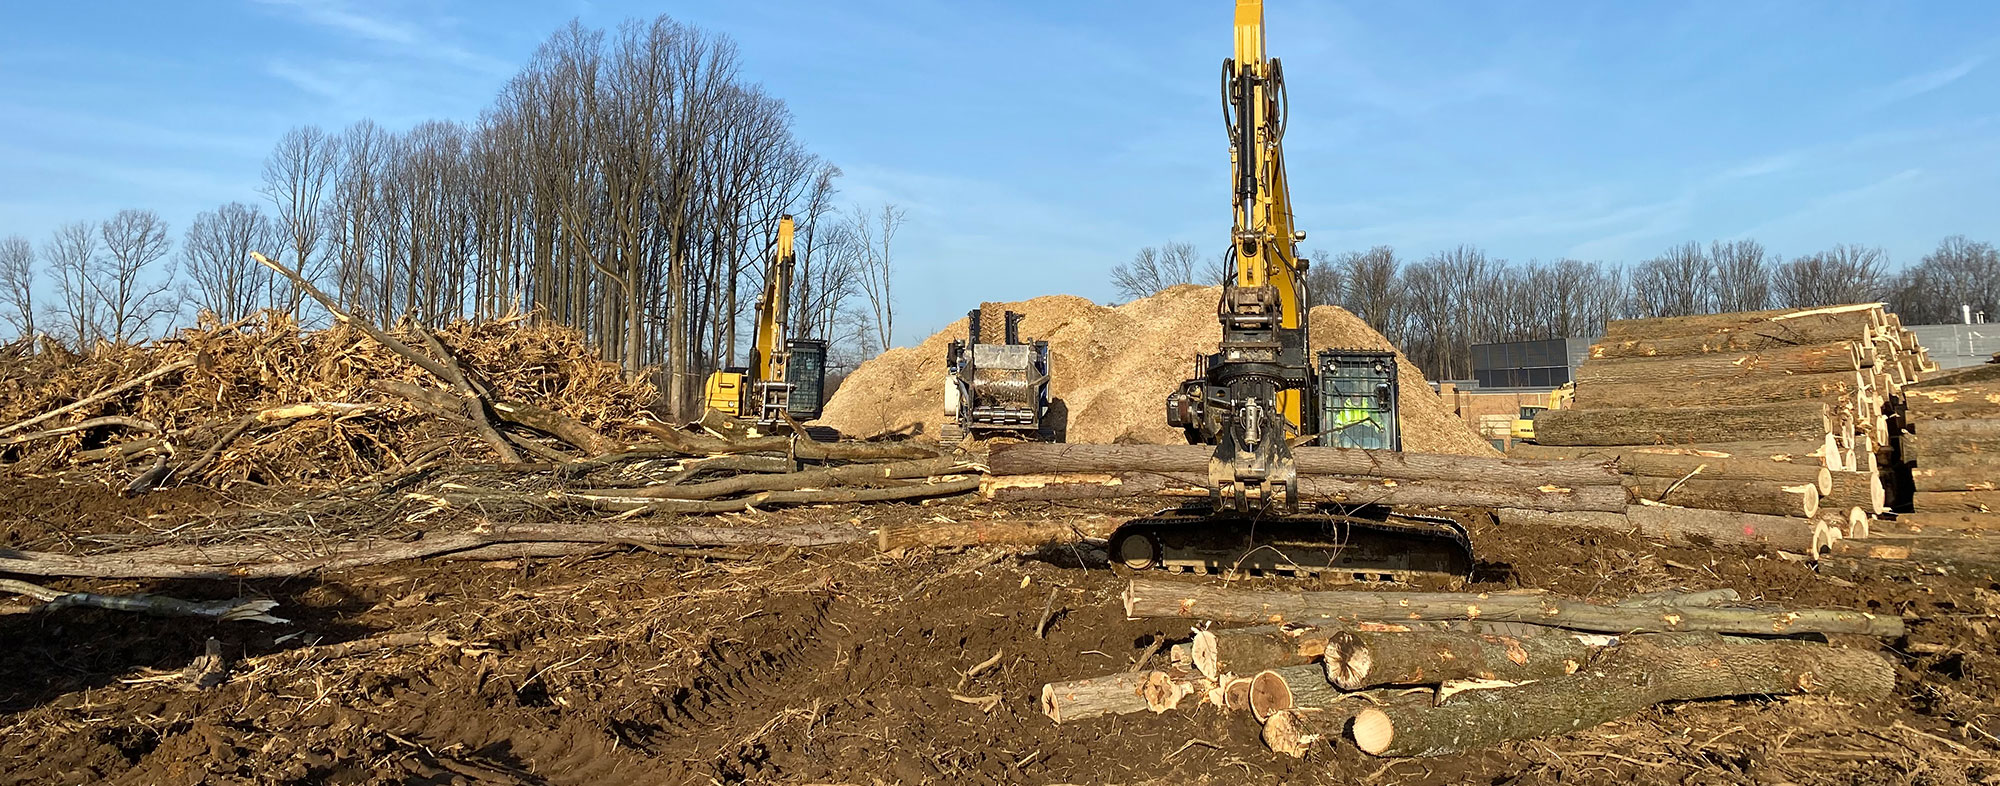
[1521,304,1936,533]
[1897,369,2000,521]
[1040,579,1899,759]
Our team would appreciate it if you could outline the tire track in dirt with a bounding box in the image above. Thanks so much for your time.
[643,592,837,782]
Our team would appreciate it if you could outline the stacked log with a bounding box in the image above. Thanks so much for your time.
[1527,304,1936,531]
[1899,373,2000,518]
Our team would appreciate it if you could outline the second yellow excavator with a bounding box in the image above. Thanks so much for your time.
[702,215,827,430]
[1110,0,1472,580]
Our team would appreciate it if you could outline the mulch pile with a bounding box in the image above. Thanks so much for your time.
[817,285,1497,455]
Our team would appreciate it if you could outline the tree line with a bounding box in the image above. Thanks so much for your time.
[0,14,903,418]
[1110,236,2000,383]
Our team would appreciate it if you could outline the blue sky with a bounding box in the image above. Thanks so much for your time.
[1,1,1996,346]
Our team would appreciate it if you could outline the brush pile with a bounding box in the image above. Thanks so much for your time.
[0,311,657,490]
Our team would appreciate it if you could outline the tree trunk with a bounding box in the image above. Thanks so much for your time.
[1888,512,2000,532]
[1620,452,1831,494]
[1121,578,1903,637]
[1901,384,2000,421]
[607,455,972,500]
[1534,401,1832,447]
[984,443,1621,488]
[1912,491,2000,514]
[1602,304,1880,341]
[1039,671,1155,723]
[1324,628,1606,690]
[1823,470,1887,514]
[1247,664,1339,721]
[1572,372,1865,410]
[1622,504,1846,552]
[1904,419,2000,464]
[1263,694,1432,758]
[1590,324,1873,361]
[1623,476,1820,518]
[1349,634,1895,758]
[1904,466,2000,490]
[1508,439,1837,470]
[980,471,1629,512]
[1576,343,1860,389]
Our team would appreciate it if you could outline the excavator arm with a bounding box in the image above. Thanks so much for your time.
[1209,0,1311,510]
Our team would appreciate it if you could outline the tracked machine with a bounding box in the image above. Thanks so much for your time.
[1110,0,1471,581]
[941,308,1056,442]
[702,216,828,431]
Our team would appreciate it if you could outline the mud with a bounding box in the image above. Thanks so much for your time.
[2,487,1996,785]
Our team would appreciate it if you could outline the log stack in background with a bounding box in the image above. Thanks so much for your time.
[1898,366,2000,523]
[1518,304,1939,540]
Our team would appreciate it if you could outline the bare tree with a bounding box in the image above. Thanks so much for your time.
[0,235,33,338]
[1887,236,2000,323]
[1710,239,1771,313]
[1773,244,1887,308]
[181,202,284,321]
[1109,240,1220,300]
[260,125,338,315]
[851,202,904,353]
[96,209,176,344]
[42,221,100,346]
[1629,242,1714,318]
[1333,246,1401,340]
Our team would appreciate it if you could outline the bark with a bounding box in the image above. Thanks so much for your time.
[1263,693,1432,758]
[1121,577,1903,637]
[0,416,162,447]
[540,476,981,514]
[1247,664,1338,721]
[1193,621,1583,680]
[1349,634,1896,758]
[1907,363,2000,389]
[632,421,940,462]
[70,438,168,463]
[1576,343,1861,389]
[1621,452,1831,494]
[1827,532,2000,578]
[1890,512,2000,532]
[981,471,1629,513]
[1624,476,1820,519]
[874,516,1119,551]
[1571,372,1865,410]
[1324,628,1606,690]
[1823,471,1887,514]
[1619,504,1834,552]
[1603,304,1880,341]
[609,455,972,500]
[0,522,867,580]
[489,400,618,453]
[1903,419,2000,464]
[984,443,1621,488]
[1508,439,1836,470]
[1534,401,1832,447]
[1039,671,1154,723]
[1912,491,2000,514]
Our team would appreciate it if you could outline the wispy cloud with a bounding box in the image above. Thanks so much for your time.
[248,0,512,75]
[1863,56,1987,109]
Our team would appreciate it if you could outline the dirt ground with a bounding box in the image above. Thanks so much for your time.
[2,481,1997,786]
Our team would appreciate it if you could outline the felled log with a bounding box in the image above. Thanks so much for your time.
[1263,693,1432,758]
[1904,419,2000,464]
[1324,628,1606,690]
[1823,471,1887,514]
[1572,372,1865,410]
[1620,452,1831,494]
[1122,578,1902,637]
[982,471,1629,512]
[1534,401,1833,447]
[489,400,619,454]
[1577,344,1862,391]
[1602,304,1881,342]
[1590,326,1873,360]
[1889,512,2000,532]
[1247,664,1338,721]
[1508,438,1839,470]
[1902,383,2000,420]
[632,421,939,462]
[1910,466,1999,493]
[71,438,168,463]
[984,443,1620,488]
[0,578,284,623]
[1040,671,1155,723]
[1189,620,1572,680]
[874,516,1119,551]
[1826,532,2000,578]
[608,455,973,500]
[1623,476,1820,518]
[1913,491,2000,514]
[551,476,980,514]
[1495,504,1846,554]
[1348,634,1896,758]
[0,522,869,580]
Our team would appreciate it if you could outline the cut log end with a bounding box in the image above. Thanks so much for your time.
[1191,628,1219,679]
[1248,669,1293,722]
[1351,707,1394,756]
[1141,671,1185,713]
[1263,709,1311,758]
[1038,683,1059,722]
[1326,630,1372,691]
[1222,676,1255,712]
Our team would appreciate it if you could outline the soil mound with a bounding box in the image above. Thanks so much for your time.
[818,285,1495,455]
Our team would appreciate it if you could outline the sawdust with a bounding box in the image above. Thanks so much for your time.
[817,285,1496,455]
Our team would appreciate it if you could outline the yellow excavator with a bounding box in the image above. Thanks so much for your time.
[1113,0,1471,580]
[702,215,827,429]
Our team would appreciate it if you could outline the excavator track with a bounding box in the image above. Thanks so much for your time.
[1107,505,1473,583]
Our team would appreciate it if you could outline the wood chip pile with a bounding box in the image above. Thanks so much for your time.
[1514,304,1936,544]
[817,285,1497,456]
